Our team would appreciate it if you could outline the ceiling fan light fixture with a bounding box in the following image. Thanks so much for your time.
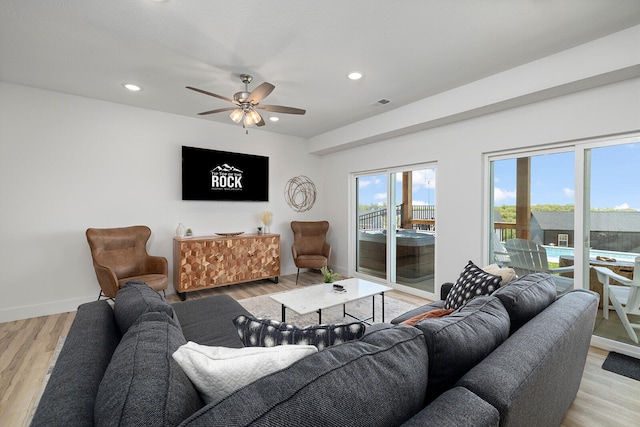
[246,109,261,126]
[230,109,244,123]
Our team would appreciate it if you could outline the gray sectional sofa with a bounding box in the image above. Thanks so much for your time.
[32,273,598,427]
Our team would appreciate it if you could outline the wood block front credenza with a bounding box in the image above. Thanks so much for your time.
[173,233,280,300]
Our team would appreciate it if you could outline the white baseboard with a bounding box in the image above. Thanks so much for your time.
[0,295,96,323]
[590,335,640,358]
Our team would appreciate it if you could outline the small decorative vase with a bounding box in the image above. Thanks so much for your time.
[176,223,186,237]
[264,225,270,234]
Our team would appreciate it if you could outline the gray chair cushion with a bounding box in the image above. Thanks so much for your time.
[181,325,428,427]
[31,300,120,427]
[95,311,203,427]
[492,272,556,334]
[172,294,252,347]
[113,280,176,335]
[414,296,510,403]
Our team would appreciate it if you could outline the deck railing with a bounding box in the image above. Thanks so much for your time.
[359,206,517,238]
[358,205,436,230]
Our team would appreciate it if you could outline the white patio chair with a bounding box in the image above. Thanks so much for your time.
[504,238,574,294]
[593,256,640,344]
[493,238,510,267]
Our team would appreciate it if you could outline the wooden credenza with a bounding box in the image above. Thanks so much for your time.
[173,233,280,300]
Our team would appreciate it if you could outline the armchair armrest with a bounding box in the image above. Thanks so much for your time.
[593,266,634,286]
[440,282,454,300]
[549,265,574,274]
[93,264,119,298]
[146,255,168,275]
[322,242,331,260]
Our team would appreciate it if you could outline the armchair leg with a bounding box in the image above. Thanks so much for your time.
[97,290,115,302]
[296,268,300,285]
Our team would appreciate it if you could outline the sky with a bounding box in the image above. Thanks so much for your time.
[358,141,639,211]
[358,168,436,208]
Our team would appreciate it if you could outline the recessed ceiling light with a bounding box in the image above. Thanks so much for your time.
[123,84,141,91]
[347,71,363,80]
[269,117,279,122]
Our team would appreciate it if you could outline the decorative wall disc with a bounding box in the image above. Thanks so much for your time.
[284,175,316,212]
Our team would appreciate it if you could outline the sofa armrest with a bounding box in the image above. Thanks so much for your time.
[401,387,499,427]
[440,282,454,300]
[31,300,121,427]
[456,290,598,427]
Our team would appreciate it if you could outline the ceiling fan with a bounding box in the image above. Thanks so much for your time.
[186,74,306,129]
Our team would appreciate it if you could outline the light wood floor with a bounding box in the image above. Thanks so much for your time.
[1,271,639,426]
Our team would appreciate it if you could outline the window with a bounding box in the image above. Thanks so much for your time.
[558,234,569,247]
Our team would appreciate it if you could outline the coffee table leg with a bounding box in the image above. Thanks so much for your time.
[372,295,375,322]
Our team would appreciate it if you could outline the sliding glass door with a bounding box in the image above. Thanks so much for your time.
[489,134,640,352]
[588,138,640,347]
[355,166,436,297]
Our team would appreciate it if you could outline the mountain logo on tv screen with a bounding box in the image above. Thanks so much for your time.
[211,164,243,191]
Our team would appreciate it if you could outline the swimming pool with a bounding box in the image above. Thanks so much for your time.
[543,246,639,263]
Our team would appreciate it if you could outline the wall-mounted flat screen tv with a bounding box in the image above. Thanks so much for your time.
[182,146,269,201]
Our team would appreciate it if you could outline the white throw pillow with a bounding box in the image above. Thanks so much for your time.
[483,264,517,285]
[172,341,317,403]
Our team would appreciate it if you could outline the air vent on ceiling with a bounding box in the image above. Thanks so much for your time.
[370,98,391,107]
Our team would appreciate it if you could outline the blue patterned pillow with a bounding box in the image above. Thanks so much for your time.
[233,315,366,351]
[444,261,502,310]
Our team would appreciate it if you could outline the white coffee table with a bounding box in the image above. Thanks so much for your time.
[269,278,392,324]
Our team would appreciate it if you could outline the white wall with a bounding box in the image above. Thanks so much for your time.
[2,28,639,323]
[320,77,640,288]
[0,82,322,322]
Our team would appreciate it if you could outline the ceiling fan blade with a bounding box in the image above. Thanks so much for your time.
[248,82,275,104]
[257,104,306,115]
[198,107,237,115]
[255,113,266,127]
[186,86,236,104]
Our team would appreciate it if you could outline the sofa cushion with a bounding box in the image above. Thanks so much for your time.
[444,261,502,310]
[401,386,500,427]
[181,325,428,426]
[113,280,176,335]
[414,296,510,403]
[172,294,251,347]
[492,272,557,334]
[95,311,203,427]
[233,314,366,351]
[173,342,317,403]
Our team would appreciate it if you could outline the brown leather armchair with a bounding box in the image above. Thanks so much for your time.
[291,221,331,285]
[86,225,168,299]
